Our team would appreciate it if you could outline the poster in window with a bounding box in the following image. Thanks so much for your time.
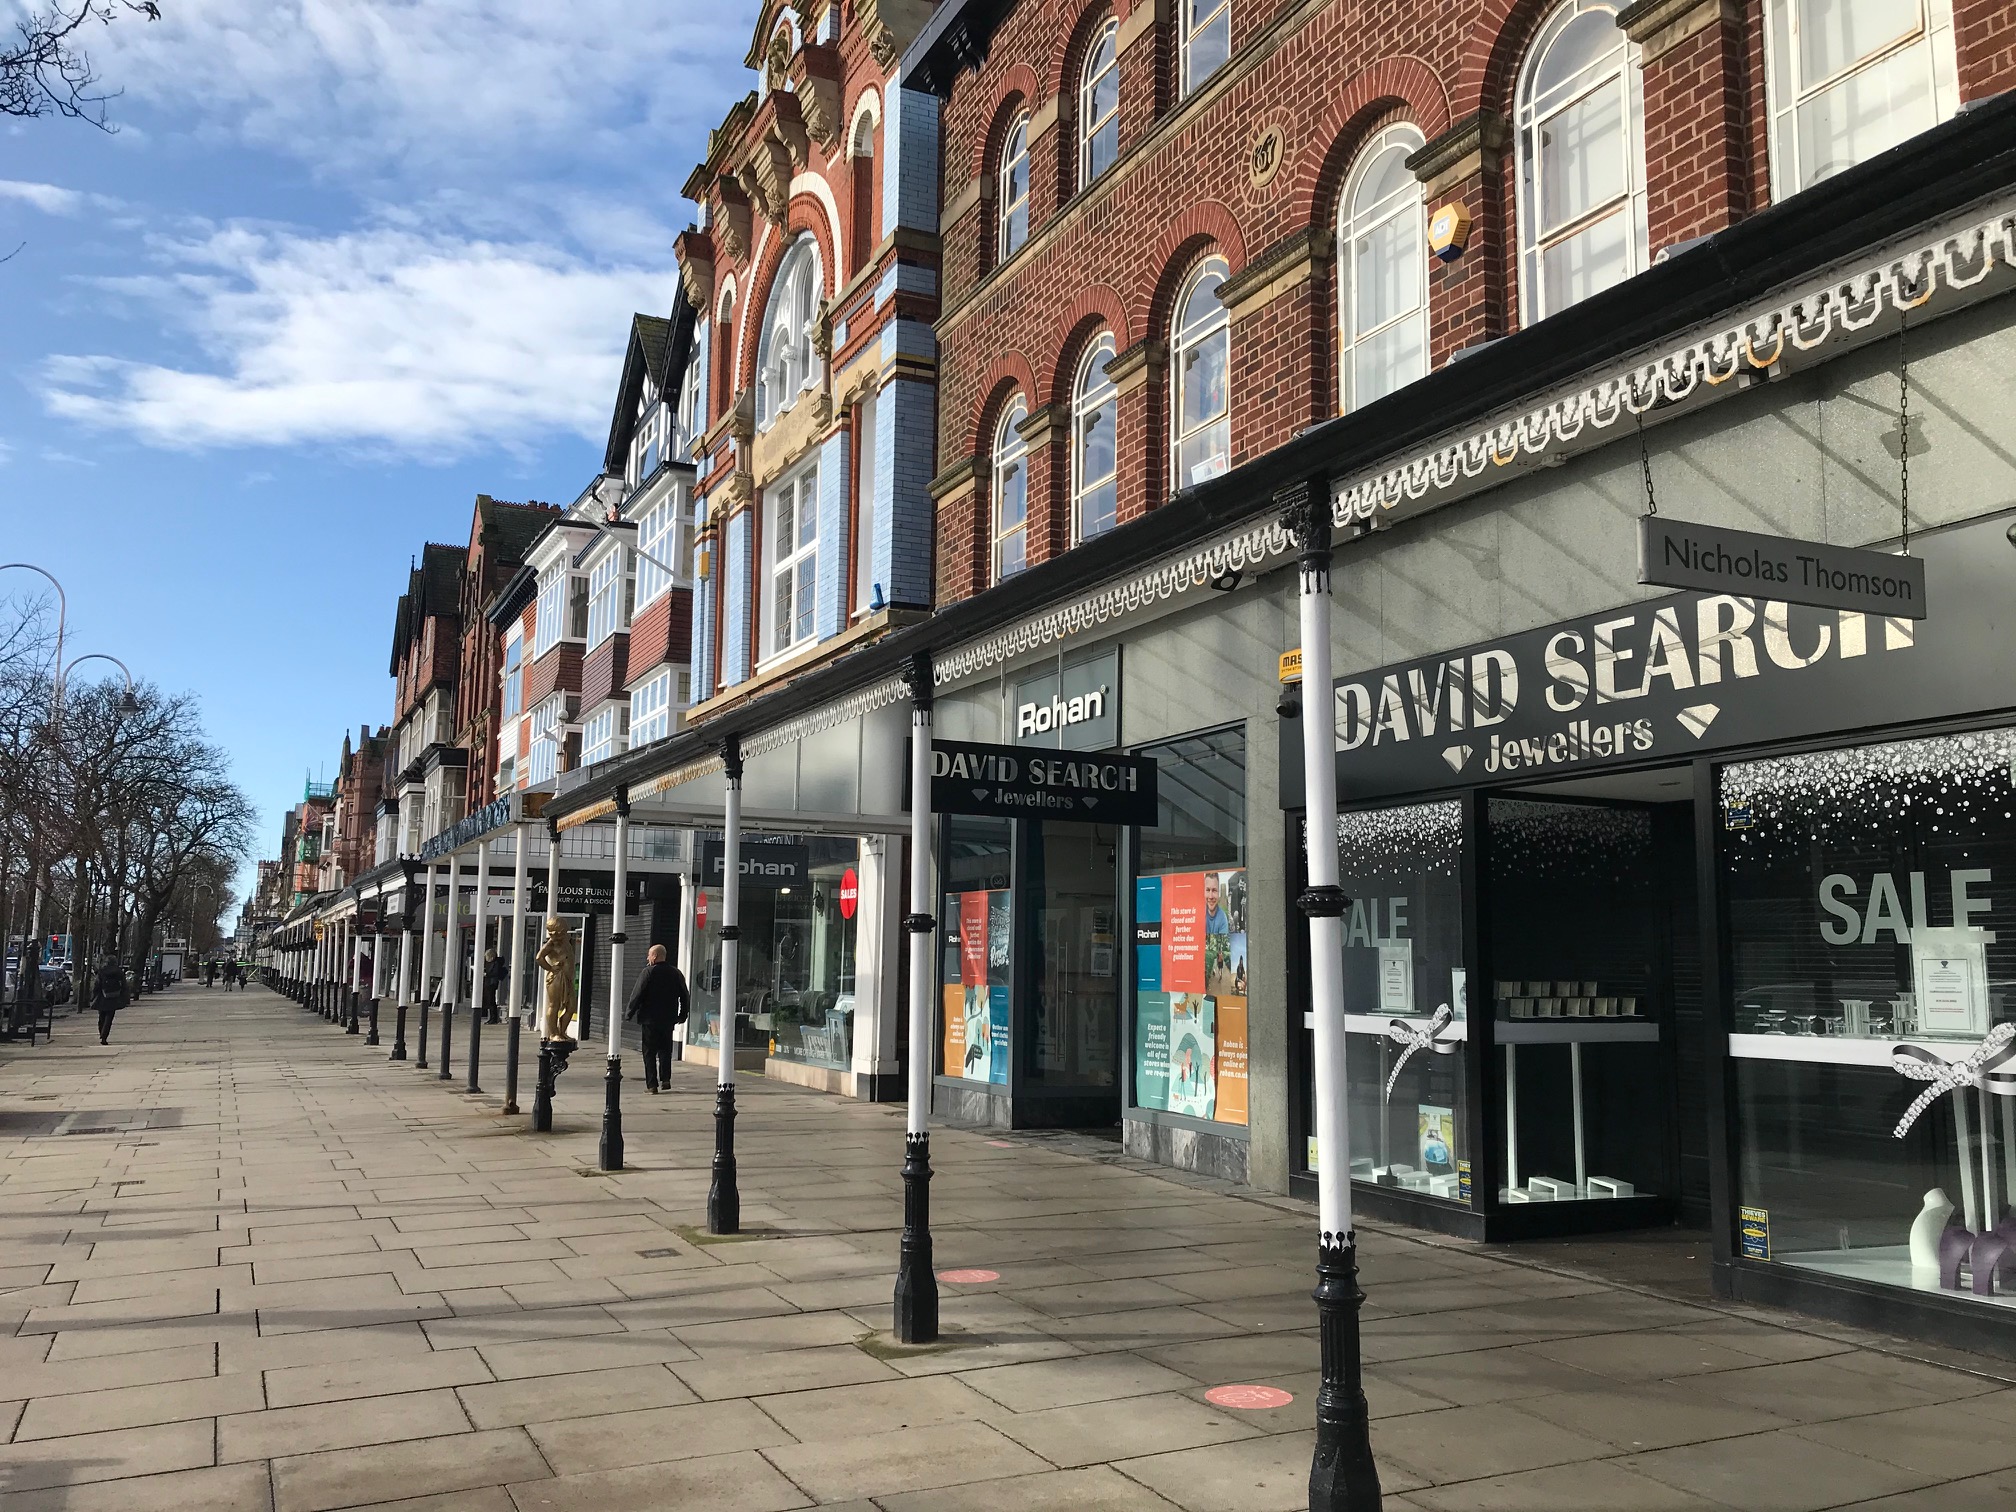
[1379,940,1414,1015]
[1162,873,1205,992]
[1167,992,1216,1120]
[942,984,967,1079]
[1135,877,1162,990]
[1216,998,1248,1125]
[959,892,989,986]
[1910,927,1990,1036]
[1417,1104,1456,1176]
[1136,990,1171,1108]
[988,984,1011,1085]
[961,987,992,1081]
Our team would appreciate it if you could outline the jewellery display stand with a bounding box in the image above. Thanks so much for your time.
[1495,979,1658,1203]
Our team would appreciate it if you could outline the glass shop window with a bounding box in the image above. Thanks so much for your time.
[1489,796,1677,1205]
[1332,800,1467,1197]
[1133,727,1250,1127]
[941,817,1013,1083]
[1724,726,2016,1305]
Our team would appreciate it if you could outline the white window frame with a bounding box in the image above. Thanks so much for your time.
[629,379,666,486]
[998,113,1031,260]
[1071,337,1118,544]
[628,668,674,748]
[1764,0,1957,198]
[500,633,523,720]
[533,567,565,658]
[757,235,822,430]
[764,456,822,661]
[992,397,1029,583]
[581,704,628,767]
[635,490,689,609]
[1514,0,1648,325]
[1180,0,1232,99]
[525,696,565,786]
[1079,20,1120,187]
[676,339,703,458]
[1170,257,1231,489]
[585,547,634,652]
[1337,122,1430,414]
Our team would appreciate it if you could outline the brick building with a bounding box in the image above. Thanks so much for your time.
[455,496,561,805]
[388,543,470,854]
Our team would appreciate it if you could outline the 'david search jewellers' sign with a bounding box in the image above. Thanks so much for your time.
[909,738,1159,826]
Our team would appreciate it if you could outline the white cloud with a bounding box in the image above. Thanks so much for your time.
[43,225,671,457]
[90,0,748,191]
[0,180,89,215]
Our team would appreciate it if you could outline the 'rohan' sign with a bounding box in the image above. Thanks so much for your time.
[1639,517,1927,619]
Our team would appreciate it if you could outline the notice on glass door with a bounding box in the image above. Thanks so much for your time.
[1134,870,1246,1127]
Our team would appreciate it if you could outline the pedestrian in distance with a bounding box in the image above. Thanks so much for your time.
[92,958,128,1045]
[204,959,217,988]
[624,943,689,1093]
[482,948,506,1024]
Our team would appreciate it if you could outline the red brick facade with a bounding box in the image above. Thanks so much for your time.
[927,0,2014,603]
[523,642,582,715]
[453,496,559,804]
[581,633,631,712]
[625,589,694,684]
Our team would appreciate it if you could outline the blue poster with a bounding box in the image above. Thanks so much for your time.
[1135,991,1170,1109]
[989,984,1010,1085]
[1135,876,1162,992]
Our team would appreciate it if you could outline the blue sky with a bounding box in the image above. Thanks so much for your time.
[1,1,753,913]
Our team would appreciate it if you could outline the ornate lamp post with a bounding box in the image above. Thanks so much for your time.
[895,653,938,1342]
[709,737,744,1234]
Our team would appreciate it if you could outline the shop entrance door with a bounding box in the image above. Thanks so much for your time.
[1022,820,1123,1129]
[1494,765,1710,1229]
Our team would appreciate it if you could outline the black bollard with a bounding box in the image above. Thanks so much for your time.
[503,1016,522,1115]
[366,996,380,1047]
[437,1004,454,1081]
[391,1002,408,1060]
[599,1056,623,1170]
[708,1082,739,1235]
[894,1131,938,1343]
[532,1039,555,1132]
[415,1001,431,1070]
[1308,1234,1382,1511]
[466,1008,483,1094]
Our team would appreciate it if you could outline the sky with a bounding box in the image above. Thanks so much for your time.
[0,0,755,916]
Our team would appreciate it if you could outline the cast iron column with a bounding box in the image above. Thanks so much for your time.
[1289,481,1381,1512]
[439,849,461,1081]
[708,737,744,1235]
[532,817,563,1133]
[392,915,412,1060]
[366,922,386,1045]
[503,820,529,1114]
[346,922,363,1034]
[467,838,489,1093]
[415,864,438,1069]
[895,653,939,1343]
[600,791,632,1171]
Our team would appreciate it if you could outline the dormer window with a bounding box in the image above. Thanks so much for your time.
[630,378,666,487]
[757,235,822,430]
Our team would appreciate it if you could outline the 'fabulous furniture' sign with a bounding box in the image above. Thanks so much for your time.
[1280,509,2016,805]
[912,738,1159,826]
[1639,517,1927,619]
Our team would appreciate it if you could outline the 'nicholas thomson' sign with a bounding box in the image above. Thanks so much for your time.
[1277,509,2016,805]
[1639,517,1927,619]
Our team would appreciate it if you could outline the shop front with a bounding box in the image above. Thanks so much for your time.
[1283,506,2016,1353]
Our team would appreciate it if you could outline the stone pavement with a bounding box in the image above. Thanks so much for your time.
[4,985,2016,1512]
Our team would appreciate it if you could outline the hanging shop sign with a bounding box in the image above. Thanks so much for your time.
[1282,510,2016,804]
[1008,645,1120,750]
[697,837,809,889]
[523,870,672,914]
[1639,517,1928,619]
[912,737,1160,826]
[419,792,532,861]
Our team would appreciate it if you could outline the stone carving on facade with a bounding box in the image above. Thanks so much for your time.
[714,183,753,261]
[859,0,932,69]
[788,42,843,149]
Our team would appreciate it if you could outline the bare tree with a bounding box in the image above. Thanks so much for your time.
[2,2,160,128]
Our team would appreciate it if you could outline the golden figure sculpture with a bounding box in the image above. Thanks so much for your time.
[534,918,578,1043]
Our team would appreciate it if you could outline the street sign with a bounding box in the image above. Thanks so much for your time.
[1639,516,1927,619]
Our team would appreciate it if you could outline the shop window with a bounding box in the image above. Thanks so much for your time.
[1071,336,1118,544]
[999,113,1031,261]
[1170,257,1231,489]
[1489,796,1678,1205]
[991,397,1029,583]
[941,818,1013,1083]
[764,457,820,659]
[1079,20,1120,187]
[757,235,821,430]
[1311,800,1466,1193]
[1766,0,1957,196]
[1515,0,1648,323]
[1724,726,2016,1305]
[1180,0,1231,99]
[1337,123,1429,413]
[1134,727,1249,1127]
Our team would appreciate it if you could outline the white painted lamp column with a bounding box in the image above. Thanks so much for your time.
[708,739,744,1234]
[416,864,438,1069]
[894,653,938,1342]
[439,850,462,1081]
[599,794,632,1171]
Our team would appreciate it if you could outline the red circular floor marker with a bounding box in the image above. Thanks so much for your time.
[985,1139,1014,1148]
[1206,1384,1294,1410]
[937,1268,1000,1284]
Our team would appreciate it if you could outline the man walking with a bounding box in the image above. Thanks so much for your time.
[482,948,506,1024]
[624,943,689,1093]
[92,958,128,1045]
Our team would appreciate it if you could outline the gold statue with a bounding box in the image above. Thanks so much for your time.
[534,918,578,1043]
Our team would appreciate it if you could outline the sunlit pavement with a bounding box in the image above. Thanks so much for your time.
[3,983,2014,1511]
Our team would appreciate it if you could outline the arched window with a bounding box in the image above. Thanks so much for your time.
[1072,335,1118,542]
[998,113,1031,260]
[1079,21,1120,187]
[1170,257,1230,489]
[757,235,821,429]
[1515,0,1647,323]
[1181,0,1231,98]
[992,398,1029,582]
[1765,0,1957,196]
[850,102,879,270]
[1337,123,1429,413]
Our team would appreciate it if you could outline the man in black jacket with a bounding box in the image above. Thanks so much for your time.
[625,944,689,1093]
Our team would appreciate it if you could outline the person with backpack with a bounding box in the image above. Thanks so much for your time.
[92,959,129,1045]
[624,944,690,1093]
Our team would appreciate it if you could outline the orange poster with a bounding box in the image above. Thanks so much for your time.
[942,983,966,1074]
[1162,872,1206,993]
[1215,998,1248,1126]
[959,892,989,986]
